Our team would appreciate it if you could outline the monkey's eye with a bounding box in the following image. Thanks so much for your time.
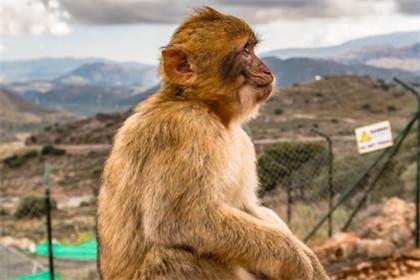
[242,46,251,56]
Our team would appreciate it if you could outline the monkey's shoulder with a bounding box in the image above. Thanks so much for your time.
[117,101,228,151]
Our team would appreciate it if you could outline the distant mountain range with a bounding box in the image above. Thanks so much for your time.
[0,57,158,84]
[0,89,75,142]
[335,43,420,71]
[263,30,420,60]
[262,57,419,88]
[56,62,157,87]
[2,56,419,116]
[0,30,419,117]
[1,61,158,115]
[118,84,160,106]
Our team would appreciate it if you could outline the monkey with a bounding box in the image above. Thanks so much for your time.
[97,7,329,280]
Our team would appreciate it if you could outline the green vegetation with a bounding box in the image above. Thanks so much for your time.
[14,194,57,219]
[3,148,39,168]
[41,145,66,156]
[0,207,9,216]
[2,145,66,169]
[258,142,325,195]
[274,107,283,115]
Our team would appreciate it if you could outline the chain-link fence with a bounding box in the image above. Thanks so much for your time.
[258,78,420,247]
[1,78,419,279]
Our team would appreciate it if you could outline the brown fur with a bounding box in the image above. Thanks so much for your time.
[97,7,329,280]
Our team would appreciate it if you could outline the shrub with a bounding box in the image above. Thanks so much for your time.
[14,194,57,219]
[41,145,66,156]
[387,105,397,112]
[3,148,38,168]
[257,142,325,195]
[274,108,283,115]
[0,207,9,216]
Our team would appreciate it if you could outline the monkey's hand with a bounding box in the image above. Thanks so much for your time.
[249,206,330,280]
[150,203,314,280]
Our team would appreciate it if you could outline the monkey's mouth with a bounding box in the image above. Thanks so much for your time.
[255,83,273,102]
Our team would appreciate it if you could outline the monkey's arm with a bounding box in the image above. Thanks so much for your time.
[140,115,317,279]
[245,204,330,280]
[148,200,313,280]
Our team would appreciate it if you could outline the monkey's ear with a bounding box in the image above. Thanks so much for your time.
[162,46,196,85]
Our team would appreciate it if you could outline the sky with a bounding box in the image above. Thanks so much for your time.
[0,0,419,65]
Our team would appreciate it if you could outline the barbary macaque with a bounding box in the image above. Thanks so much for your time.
[97,7,329,280]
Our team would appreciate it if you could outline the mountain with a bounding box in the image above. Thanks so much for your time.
[262,57,419,87]
[1,60,159,116]
[118,84,160,106]
[0,57,109,82]
[335,43,420,71]
[55,62,157,86]
[0,57,158,84]
[18,84,135,116]
[28,75,417,146]
[263,30,420,59]
[0,89,75,142]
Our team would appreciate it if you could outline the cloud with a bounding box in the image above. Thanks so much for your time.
[395,0,420,15]
[1,0,418,33]
[0,0,71,36]
[54,0,417,25]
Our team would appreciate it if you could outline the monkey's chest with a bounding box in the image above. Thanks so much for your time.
[220,129,258,208]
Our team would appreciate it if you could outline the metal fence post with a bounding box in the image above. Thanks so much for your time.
[312,129,334,238]
[394,78,420,248]
[44,162,55,280]
[304,114,418,242]
[286,178,292,225]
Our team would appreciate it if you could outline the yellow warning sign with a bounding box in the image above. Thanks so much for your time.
[355,121,393,154]
[360,132,371,143]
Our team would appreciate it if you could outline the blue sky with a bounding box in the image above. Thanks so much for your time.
[1,0,419,64]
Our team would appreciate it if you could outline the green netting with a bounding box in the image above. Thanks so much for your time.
[7,271,62,280]
[35,240,97,260]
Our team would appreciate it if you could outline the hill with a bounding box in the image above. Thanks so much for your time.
[55,62,157,87]
[0,57,157,84]
[250,75,416,143]
[26,112,129,145]
[0,89,74,142]
[27,75,417,147]
[262,57,419,88]
[118,84,160,106]
[336,43,420,71]
[263,30,420,59]
[0,57,108,82]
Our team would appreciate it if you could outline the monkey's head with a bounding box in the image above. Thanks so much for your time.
[160,7,274,126]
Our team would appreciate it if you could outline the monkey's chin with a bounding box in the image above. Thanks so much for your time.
[255,84,273,103]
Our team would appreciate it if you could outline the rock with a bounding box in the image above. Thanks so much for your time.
[314,233,360,263]
[313,198,418,280]
[0,236,35,251]
[359,239,396,258]
[356,198,415,248]
[403,249,420,260]
[405,259,420,269]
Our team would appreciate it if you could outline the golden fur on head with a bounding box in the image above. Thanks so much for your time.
[160,7,257,97]
[158,7,266,127]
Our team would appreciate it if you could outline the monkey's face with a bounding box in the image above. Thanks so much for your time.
[224,40,274,104]
[160,7,275,124]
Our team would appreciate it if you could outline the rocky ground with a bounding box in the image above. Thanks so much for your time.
[314,198,420,279]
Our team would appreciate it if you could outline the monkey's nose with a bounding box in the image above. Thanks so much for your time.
[254,71,273,87]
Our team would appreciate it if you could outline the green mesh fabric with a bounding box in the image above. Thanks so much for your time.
[7,271,62,280]
[35,240,97,260]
